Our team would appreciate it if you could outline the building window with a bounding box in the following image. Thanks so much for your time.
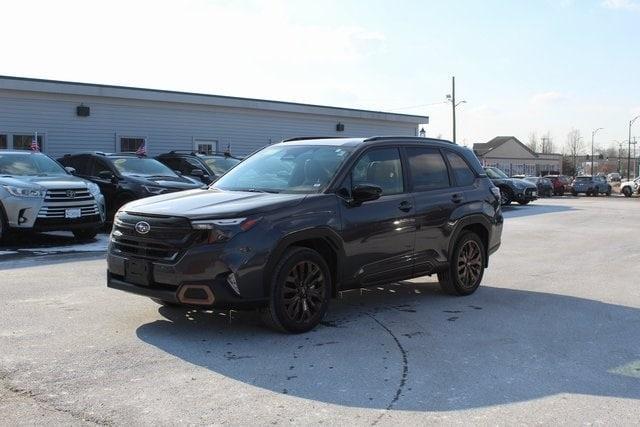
[13,134,44,151]
[193,138,218,154]
[120,137,145,153]
[0,135,6,149]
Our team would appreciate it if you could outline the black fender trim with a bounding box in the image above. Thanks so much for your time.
[447,214,493,267]
[263,227,346,297]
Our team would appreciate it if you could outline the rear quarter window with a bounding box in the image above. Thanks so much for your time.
[445,151,476,187]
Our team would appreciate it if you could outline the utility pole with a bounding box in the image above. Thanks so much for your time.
[591,128,603,175]
[629,116,639,179]
[446,76,466,145]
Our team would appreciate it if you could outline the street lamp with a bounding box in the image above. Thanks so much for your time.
[629,116,640,178]
[591,127,603,175]
[419,127,426,138]
[446,76,466,144]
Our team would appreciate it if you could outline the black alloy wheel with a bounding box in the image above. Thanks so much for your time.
[438,231,485,296]
[264,247,331,333]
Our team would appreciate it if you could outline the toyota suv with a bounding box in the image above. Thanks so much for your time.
[0,150,105,243]
[156,151,242,185]
[58,152,204,219]
[107,137,503,333]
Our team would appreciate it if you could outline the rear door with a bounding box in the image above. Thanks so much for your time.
[406,146,456,274]
[337,147,416,287]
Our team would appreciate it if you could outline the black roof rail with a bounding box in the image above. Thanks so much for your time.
[281,136,346,142]
[111,151,146,157]
[167,150,198,155]
[64,151,107,156]
[364,136,455,144]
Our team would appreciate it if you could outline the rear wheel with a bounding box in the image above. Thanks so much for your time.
[73,228,98,241]
[518,200,530,205]
[623,187,632,197]
[438,231,485,296]
[263,247,331,333]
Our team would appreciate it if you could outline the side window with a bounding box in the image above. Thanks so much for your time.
[183,158,202,174]
[68,155,90,175]
[445,151,476,187]
[91,158,112,177]
[352,148,403,196]
[160,158,182,171]
[406,147,450,191]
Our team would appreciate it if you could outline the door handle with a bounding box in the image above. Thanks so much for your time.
[398,201,413,212]
[451,194,463,203]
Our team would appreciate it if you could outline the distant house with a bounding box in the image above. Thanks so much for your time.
[473,136,562,176]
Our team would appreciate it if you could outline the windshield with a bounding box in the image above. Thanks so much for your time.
[484,167,508,179]
[214,145,353,194]
[204,156,241,176]
[111,158,178,177]
[0,153,67,176]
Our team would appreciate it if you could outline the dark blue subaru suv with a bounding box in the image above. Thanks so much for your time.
[107,136,503,333]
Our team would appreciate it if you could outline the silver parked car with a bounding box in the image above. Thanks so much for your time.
[0,150,106,243]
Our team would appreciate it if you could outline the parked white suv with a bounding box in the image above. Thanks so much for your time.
[0,150,106,243]
[620,177,640,197]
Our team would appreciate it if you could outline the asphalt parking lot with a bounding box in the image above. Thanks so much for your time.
[1,197,639,425]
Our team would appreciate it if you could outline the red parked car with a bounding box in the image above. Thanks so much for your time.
[545,175,571,196]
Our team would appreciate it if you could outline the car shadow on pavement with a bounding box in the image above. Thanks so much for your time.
[502,203,576,218]
[135,281,640,412]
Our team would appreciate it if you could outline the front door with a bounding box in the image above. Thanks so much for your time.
[338,147,416,287]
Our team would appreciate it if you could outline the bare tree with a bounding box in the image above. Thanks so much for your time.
[540,131,555,154]
[565,128,584,176]
[527,132,539,152]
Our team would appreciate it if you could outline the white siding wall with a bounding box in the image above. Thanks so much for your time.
[0,90,417,158]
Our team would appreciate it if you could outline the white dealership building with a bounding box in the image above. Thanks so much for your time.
[0,76,428,158]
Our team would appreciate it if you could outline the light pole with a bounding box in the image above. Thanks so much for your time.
[629,116,640,178]
[616,141,624,173]
[446,76,466,144]
[574,136,583,176]
[591,127,603,175]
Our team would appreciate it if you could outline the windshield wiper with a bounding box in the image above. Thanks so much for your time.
[242,188,280,194]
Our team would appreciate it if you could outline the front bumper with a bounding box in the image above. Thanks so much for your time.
[106,234,269,310]
[2,193,105,229]
[513,188,538,202]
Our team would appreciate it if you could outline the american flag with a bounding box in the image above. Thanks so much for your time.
[30,134,40,152]
[135,143,147,156]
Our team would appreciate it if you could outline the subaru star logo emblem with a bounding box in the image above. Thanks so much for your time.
[66,190,76,198]
[135,221,151,234]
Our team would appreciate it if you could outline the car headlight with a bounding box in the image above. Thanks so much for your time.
[86,182,101,197]
[143,185,167,195]
[2,185,45,198]
[191,217,260,243]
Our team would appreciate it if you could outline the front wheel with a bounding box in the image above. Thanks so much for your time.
[263,247,331,333]
[622,187,632,197]
[438,231,485,296]
[518,200,530,205]
[499,187,512,206]
[571,190,578,196]
[73,228,98,241]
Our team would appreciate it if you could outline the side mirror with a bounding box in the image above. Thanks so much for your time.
[351,184,382,205]
[191,168,205,177]
[64,166,76,175]
[97,170,115,181]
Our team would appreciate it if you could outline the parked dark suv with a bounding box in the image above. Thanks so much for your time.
[107,137,503,333]
[156,151,242,185]
[58,152,203,219]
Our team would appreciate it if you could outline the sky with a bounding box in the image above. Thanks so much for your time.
[1,0,639,151]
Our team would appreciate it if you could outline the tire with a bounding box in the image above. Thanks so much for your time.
[622,187,632,197]
[571,190,578,196]
[438,231,485,296]
[499,187,512,206]
[0,206,7,245]
[518,200,530,205]
[73,228,98,241]
[592,189,598,197]
[262,247,331,333]
[606,187,612,196]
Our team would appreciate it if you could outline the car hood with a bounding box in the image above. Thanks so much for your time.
[122,188,307,219]
[0,174,89,189]
[490,177,537,189]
